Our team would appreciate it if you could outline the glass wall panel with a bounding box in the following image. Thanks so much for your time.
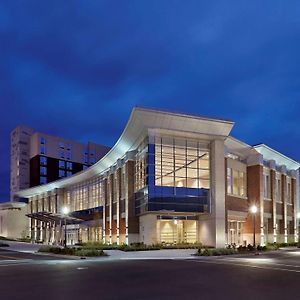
[154,137,210,189]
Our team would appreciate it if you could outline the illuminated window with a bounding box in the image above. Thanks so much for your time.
[154,137,210,189]
[227,168,246,197]
[227,168,233,194]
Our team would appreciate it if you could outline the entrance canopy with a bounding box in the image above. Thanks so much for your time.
[27,211,83,225]
[26,206,104,225]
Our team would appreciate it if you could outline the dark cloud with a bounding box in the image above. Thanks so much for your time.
[1,0,300,200]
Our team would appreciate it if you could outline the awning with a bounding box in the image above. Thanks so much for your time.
[26,211,83,225]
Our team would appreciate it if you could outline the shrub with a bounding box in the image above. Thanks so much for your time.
[75,249,107,257]
[196,248,236,256]
[38,246,76,255]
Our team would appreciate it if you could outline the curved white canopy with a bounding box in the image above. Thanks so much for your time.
[15,107,234,198]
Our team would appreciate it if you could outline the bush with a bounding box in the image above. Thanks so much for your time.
[38,246,108,257]
[196,247,237,256]
[38,246,76,255]
[0,236,15,241]
[75,249,107,257]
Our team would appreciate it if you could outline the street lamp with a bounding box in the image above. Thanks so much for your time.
[61,206,70,248]
[297,212,300,248]
[250,205,258,247]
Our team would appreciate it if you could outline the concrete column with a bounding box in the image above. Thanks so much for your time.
[199,139,226,248]
[109,175,113,244]
[270,168,277,243]
[281,169,288,243]
[293,171,300,242]
[116,169,121,245]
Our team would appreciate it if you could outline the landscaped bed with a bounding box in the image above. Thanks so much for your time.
[76,242,204,252]
[196,242,299,256]
[38,246,107,257]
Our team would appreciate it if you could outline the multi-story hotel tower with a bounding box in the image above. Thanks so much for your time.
[14,107,300,247]
[10,125,110,200]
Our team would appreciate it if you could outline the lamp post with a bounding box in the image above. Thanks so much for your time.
[62,206,70,248]
[250,205,258,247]
[297,212,300,248]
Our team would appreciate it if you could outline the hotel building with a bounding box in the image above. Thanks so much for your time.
[10,125,110,200]
[14,108,300,248]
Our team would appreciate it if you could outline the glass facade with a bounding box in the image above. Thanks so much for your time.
[135,136,211,215]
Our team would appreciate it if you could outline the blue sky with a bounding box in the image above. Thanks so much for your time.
[1,1,300,200]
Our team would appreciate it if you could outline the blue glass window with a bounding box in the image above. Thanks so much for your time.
[59,160,65,169]
[40,176,47,184]
[59,169,65,178]
[40,166,47,175]
[40,156,47,166]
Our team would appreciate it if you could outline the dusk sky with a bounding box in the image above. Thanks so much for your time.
[1,1,300,200]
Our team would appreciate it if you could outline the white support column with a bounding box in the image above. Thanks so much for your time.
[199,139,226,248]
[294,170,299,242]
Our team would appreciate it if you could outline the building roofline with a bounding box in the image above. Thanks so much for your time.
[134,106,234,124]
[254,144,300,170]
[15,107,234,198]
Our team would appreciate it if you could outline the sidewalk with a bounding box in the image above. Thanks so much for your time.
[5,241,41,253]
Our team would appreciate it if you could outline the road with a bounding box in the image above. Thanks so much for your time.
[0,247,300,300]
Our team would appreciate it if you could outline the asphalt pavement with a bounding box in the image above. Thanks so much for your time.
[0,247,300,300]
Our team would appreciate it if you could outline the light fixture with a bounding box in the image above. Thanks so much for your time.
[250,205,258,214]
[62,206,70,215]
[174,219,178,225]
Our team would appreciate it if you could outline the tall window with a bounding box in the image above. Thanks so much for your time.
[154,137,210,189]
[287,181,292,204]
[276,178,281,202]
[227,168,233,194]
[40,145,46,155]
[227,168,246,197]
[264,174,271,199]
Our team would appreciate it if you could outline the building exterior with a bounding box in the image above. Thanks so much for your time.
[10,125,110,200]
[14,108,300,247]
